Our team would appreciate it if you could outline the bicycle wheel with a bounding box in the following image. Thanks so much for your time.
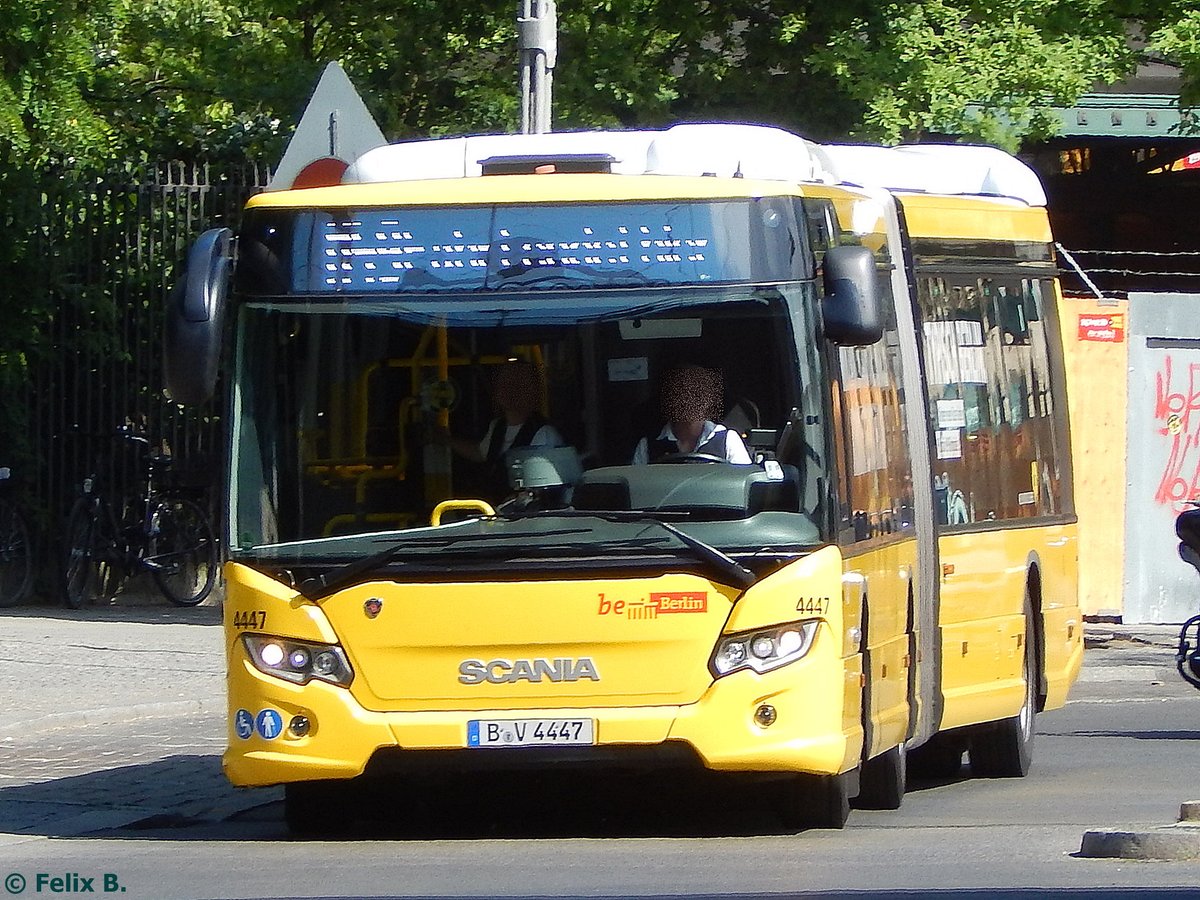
[62,499,122,608]
[147,496,218,606]
[0,498,33,607]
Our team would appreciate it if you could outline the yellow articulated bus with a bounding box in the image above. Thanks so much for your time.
[166,124,1082,833]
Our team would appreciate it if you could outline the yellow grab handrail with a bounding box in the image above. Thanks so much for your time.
[430,499,496,526]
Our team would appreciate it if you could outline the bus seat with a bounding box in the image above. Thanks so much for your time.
[723,397,760,437]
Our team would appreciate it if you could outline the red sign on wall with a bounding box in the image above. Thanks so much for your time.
[1078,313,1125,342]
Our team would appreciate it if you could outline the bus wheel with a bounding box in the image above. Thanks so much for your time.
[908,735,964,780]
[969,603,1036,778]
[855,743,906,810]
[778,773,851,830]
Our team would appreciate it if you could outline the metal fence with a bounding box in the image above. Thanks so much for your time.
[1,162,268,601]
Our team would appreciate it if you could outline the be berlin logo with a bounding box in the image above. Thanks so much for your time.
[4,872,126,894]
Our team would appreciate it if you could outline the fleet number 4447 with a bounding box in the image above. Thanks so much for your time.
[796,597,828,615]
[232,610,267,630]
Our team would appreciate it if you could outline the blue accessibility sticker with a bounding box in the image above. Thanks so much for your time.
[255,708,284,741]
[234,708,254,740]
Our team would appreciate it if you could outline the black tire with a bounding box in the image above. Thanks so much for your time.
[855,743,906,810]
[148,497,218,606]
[0,498,33,607]
[62,499,121,609]
[778,772,852,830]
[969,599,1036,778]
[908,734,965,780]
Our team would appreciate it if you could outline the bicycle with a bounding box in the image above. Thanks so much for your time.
[62,427,219,608]
[0,466,34,606]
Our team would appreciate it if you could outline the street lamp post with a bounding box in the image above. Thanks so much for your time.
[518,0,557,134]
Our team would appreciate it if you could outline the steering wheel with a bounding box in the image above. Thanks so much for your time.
[654,452,726,464]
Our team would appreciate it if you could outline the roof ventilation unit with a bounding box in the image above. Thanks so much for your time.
[479,153,617,175]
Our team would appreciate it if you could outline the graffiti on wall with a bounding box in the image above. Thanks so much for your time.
[1153,353,1200,506]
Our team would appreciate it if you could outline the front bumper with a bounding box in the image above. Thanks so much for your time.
[222,627,860,787]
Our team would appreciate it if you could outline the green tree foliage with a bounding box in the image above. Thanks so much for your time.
[1143,4,1200,111]
[0,1,114,166]
[806,1,1136,149]
[9,0,1200,164]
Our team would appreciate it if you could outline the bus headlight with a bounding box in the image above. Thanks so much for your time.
[243,634,354,687]
[710,620,819,677]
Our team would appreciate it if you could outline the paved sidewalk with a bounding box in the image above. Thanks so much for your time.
[0,602,278,838]
[0,603,225,735]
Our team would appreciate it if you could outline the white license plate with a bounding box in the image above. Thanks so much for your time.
[467,718,595,748]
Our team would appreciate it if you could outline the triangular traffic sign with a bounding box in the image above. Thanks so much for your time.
[268,61,387,191]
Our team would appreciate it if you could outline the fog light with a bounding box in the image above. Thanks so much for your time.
[754,704,777,727]
[289,715,311,737]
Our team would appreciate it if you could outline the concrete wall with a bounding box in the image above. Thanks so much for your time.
[1123,293,1200,623]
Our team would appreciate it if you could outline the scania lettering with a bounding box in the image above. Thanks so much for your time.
[168,123,1083,833]
[458,657,601,684]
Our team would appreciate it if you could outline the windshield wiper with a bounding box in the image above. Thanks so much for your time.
[296,526,592,600]
[501,509,756,590]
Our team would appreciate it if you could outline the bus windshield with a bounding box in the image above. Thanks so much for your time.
[228,284,830,569]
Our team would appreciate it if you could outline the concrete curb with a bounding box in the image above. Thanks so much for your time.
[0,698,223,739]
[1080,826,1200,861]
[1079,802,1200,860]
[1077,665,1167,683]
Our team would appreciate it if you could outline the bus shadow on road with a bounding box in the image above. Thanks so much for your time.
[0,757,940,841]
[0,754,278,840]
[0,752,997,843]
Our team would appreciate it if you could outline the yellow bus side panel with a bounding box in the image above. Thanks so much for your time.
[868,634,912,755]
[938,617,1026,731]
[1043,603,1085,711]
[896,194,1053,244]
[842,538,917,760]
[937,522,1081,730]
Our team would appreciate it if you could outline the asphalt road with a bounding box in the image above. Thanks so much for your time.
[2,609,1200,899]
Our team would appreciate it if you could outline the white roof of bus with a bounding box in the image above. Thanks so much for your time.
[815,143,1047,207]
[342,123,1046,207]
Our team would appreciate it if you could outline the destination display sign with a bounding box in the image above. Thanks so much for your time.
[237,198,808,296]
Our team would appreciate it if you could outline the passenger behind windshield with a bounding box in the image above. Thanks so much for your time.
[632,363,752,465]
[435,360,565,499]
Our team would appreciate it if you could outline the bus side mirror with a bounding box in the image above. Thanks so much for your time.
[821,244,884,346]
[165,227,232,404]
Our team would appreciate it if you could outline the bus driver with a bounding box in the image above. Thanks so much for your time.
[632,363,752,465]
